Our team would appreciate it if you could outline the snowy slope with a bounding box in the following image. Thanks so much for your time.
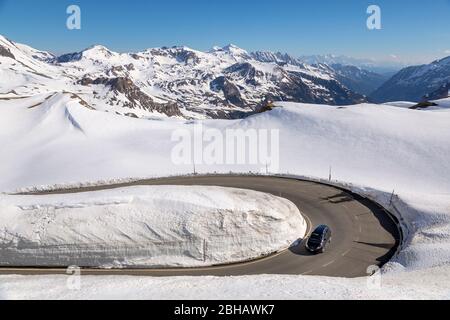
[1,65,450,298]
[0,186,305,268]
[433,97,450,108]
[2,262,450,300]
[1,93,450,194]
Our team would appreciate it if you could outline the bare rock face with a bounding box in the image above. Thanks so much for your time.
[81,76,182,117]
[0,45,15,60]
[279,72,367,105]
[210,76,247,108]
[174,49,201,65]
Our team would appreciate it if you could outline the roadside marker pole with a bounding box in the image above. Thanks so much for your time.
[203,239,207,262]
[389,189,395,206]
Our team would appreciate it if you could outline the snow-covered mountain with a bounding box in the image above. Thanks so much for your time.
[424,82,450,101]
[300,54,375,67]
[0,35,368,119]
[371,56,450,103]
[330,64,389,96]
[249,52,388,98]
[299,54,405,74]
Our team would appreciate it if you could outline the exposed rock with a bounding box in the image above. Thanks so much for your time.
[210,76,247,108]
[410,101,439,110]
[0,45,15,60]
[90,77,182,117]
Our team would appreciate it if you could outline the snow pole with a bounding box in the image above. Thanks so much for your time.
[389,189,395,206]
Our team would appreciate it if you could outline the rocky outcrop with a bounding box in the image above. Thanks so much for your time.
[0,45,15,60]
[80,76,182,117]
[210,76,247,108]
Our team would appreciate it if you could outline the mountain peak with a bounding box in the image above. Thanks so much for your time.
[0,34,15,50]
[211,44,245,52]
[83,45,115,56]
[223,43,240,50]
[434,55,450,65]
[210,44,250,60]
[86,44,110,51]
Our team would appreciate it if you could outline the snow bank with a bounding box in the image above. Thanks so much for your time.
[433,97,450,109]
[382,101,417,108]
[1,95,450,299]
[2,93,450,195]
[2,267,449,300]
[0,186,306,268]
[383,98,450,110]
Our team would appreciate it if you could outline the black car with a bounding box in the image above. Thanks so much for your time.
[305,225,332,253]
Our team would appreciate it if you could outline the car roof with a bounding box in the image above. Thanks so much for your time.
[313,225,328,233]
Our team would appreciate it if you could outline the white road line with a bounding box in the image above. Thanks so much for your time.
[322,260,335,267]
[341,249,351,256]
[301,270,313,275]
[300,208,313,235]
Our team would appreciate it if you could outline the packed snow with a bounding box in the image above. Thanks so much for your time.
[1,265,450,300]
[384,98,450,110]
[0,186,305,268]
[382,101,417,108]
[432,97,450,109]
[1,94,450,299]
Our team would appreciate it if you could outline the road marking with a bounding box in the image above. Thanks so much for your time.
[302,209,313,235]
[322,260,335,267]
[356,212,371,217]
[301,270,313,275]
[341,249,351,256]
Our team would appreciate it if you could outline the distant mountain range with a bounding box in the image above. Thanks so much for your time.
[298,54,405,75]
[371,56,450,103]
[1,34,449,119]
[0,36,369,119]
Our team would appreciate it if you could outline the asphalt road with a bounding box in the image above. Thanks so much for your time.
[0,176,400,278]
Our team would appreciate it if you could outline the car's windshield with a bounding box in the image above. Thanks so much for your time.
[310,233,322,241]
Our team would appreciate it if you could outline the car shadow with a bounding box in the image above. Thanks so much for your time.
[353,195,401,264]
[288,238,315,256]
[321,191,354,204]
[355,241,394,250]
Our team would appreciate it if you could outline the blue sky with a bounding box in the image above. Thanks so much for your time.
[0,0,449,63]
